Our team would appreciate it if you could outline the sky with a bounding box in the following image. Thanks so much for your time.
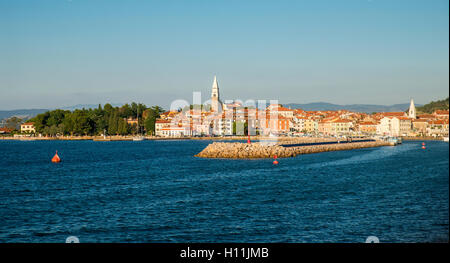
[0,0,448,110]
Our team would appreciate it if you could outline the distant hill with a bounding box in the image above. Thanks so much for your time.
[0,109,48,121]
[0,103,123,121]
[0,101,433,120]
[58,103,123,111]
[416,97,449,114]
[282,102,419,113]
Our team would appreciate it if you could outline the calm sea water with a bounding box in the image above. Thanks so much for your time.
[0,140,448,243]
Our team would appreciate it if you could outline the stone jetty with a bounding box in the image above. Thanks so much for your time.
[195,140,393,159]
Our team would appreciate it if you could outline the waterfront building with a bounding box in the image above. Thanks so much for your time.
[433,110,449,119]
[290,116,318,134]
[160,111,179,120]
[427,119,449,137]
[266,104,295,118]
[377,117,412,136]
[304,119,319,133]
[20,122,35,133]
[291,116,308,133]
[126,117,138,126]
[373,112,407,121]
[212,113,233,135]
[262,114,291,135]
[0,127,13,134]
[330,119,353,135]
[358,121,378,135]
[159,125,192,137]
[318,120,333,135]
[412,119,429,136]
[155,119,171,136]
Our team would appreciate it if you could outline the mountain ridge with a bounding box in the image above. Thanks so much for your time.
[0,102,424,120]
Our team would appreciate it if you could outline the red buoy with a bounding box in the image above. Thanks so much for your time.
[422,146,426,150]
[273,155,278,165]
[52,150,61,163]
[422,142,425,146]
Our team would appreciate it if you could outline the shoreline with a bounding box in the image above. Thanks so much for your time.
[0,135,268,141]
[0,135,446,142]
[400,136,444,141]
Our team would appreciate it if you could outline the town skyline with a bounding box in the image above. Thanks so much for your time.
[3,75,447,139]
[1,0,448,109]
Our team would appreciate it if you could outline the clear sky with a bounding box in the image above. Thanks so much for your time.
[0,0,448,110]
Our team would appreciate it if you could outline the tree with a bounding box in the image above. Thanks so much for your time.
[30,112,49,133]
[24,103,164,136]
[63,112,75,135]
[417,97,449,113]
[46,109,67,127]
[71,110,93,135]
[5,117,23,130]
[143,106,164,135]
[119,104,133,118]
[117,118,128,135]
[108,112,118,135]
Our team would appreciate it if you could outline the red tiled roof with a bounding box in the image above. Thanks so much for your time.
[412,119,428,123]
[417,114,435,119]
[0,127,13,133]
[332,119,352,123]
[429,120,449,125]
[434,110,449,115]
[381,112,406,117]
[156,120,171,124]
[359,122,377,125]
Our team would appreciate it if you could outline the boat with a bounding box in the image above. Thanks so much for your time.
[132,106,146,141]
[132,136,145,141]
[443,137,449,142]
[386,137,400,145]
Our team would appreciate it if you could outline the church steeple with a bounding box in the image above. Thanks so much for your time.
[211,75,220,112]
[408,98,416,119]
[212,75,219,91]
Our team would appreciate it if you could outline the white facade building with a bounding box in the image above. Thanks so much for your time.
[377,117,412,136]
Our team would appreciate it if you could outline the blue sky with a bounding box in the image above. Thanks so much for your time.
[0,0,448,110]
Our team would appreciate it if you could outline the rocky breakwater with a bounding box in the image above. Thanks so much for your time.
[195,140,393,159]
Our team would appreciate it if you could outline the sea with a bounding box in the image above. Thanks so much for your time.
[0,140,448,243]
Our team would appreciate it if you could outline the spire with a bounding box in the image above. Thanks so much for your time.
[212,75,218,90]
[211,75,220,112]
[408,98,416,119]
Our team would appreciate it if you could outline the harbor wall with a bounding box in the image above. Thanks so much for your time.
[195,141,393,159]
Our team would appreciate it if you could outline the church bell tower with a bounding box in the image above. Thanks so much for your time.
[408,98,416,119]
[211,76,221,112]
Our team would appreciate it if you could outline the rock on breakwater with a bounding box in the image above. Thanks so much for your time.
[195,141,393,159]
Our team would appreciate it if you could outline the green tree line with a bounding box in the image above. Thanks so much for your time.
[417,97,449,114]
[28,103,164,136]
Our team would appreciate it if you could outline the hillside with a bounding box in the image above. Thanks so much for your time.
[0,104,123,121]
[0,109,48,121]
[416,97,449,113]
